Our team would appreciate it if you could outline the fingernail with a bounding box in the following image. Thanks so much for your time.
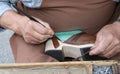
[89,51,95,55]
[89,46,96,55]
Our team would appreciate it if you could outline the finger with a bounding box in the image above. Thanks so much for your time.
[32,21,50,34]
[33,22,54,37]
[23,26,50,44]
[90,32,103,55]
[103,46,120,58]
[32,18,54,36]
[24,36,41,44]
[30,31,51,42]
[22,30,42,44]
[39,21,54,36]
[102,36,120,56]
[90,32,112,55]
[101,39,117,55]
[99,40,117,57]
[27,20,49,35]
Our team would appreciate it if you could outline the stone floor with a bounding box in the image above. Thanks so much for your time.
[0,30,14,63]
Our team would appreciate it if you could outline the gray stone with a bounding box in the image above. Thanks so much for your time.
[0,30,14,63]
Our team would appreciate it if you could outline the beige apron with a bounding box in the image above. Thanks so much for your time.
[10,0,120,63]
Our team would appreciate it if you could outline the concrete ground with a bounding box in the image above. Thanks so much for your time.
[0,30,14,63]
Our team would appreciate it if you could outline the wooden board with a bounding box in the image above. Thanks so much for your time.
[0,61,119,74]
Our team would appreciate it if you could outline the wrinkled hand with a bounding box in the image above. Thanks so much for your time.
[0,10,54,44]
[89,22,120,58]
[16,16,54,44]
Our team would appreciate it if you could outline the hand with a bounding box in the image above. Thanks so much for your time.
[0,10,54,44]
[16,17,54,44]
[89,22,120,58]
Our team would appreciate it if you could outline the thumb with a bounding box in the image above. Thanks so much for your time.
[89,32,103,55]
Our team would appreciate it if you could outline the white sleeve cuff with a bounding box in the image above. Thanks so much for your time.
[23,0,43,8]
[0,2,13,16]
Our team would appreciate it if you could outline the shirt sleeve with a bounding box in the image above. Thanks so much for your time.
[0,2,14,16]
[0,27,5,32]
[23,0,43,8]
[0,0,43,16]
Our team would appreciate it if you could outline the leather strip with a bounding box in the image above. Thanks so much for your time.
[52,35,60,48]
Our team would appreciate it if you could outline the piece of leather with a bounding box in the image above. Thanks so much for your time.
[45,32,104,61]
[52,35,60,48]
[45,32,96,61]
[64,32,96,45]
[51,32,95,48]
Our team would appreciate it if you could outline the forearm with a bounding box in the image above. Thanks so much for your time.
[0,10,29,34]
[0,2,14,31]
[0,0,43,29]
[0,10,20,29]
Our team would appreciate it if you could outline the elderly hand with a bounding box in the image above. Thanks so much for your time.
[89,22,120,58]
[0,10,54,44]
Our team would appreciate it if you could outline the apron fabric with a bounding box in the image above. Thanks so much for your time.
[24,0,115,34]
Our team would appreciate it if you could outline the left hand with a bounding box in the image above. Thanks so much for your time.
[89,22,120,58]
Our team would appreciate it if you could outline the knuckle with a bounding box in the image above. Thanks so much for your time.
[28,22,33,27]
[24,29,33,36]
[98,49,104,54]
[24,36,31,43]
[44,22,51,28]
[24,31,30,35]
[108,34,114,40]
[42,29,48,34]
[39,36,45,41]
[39,36,48,42]
[26,22,34,29]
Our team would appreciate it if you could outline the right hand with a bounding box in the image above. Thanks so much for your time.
[0,10,54,44]
[17,16,54,44]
